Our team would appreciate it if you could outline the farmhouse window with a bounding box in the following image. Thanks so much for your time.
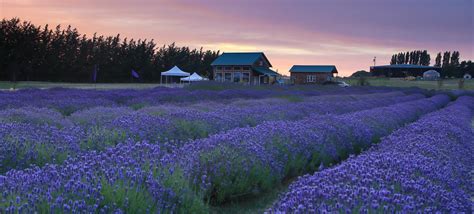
[234,66,241,70]
[243,66,250,70]
[215,72,223,82]
[307,75,316,83]
[224,66,232,70]
[242,72,250,83]
[233,72,242,82]
[224,73,232,82]
[216,66,222,70]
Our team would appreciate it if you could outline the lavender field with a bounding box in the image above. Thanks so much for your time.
[0,86,472,213]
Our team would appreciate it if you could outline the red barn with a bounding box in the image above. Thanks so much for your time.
[290,65,338,84]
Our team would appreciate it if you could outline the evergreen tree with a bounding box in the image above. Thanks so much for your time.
[397,52,405,64]
[420,50,430,66]
[442,51,451,68]
[450,51,460,66]
[390,55,397,65]
[435,52,442,67]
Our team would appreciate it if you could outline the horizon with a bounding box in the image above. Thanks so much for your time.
[2,0,473,76]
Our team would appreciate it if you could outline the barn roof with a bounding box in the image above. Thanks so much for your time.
[289,65,338,73]
[211,52,273,67]
[253,67,279,76]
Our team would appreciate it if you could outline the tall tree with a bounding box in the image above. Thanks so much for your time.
[450,51,460,67]
[397,52,405,64]
[435,52,442,67]
[420,50,430,66]
[390,55,397,65]
[442,51,451,68]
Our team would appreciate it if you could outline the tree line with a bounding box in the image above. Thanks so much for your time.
[389,50,472,78]
[0,18,220,83]
[390,50,431,66]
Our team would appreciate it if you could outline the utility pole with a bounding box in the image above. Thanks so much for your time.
[373,56,377,67]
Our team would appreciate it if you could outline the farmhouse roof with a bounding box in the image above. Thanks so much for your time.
[211,52,273,67]
[289,65,338,73]
[253,67,279,76]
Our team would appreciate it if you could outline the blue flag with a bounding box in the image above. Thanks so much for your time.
[131,69,140,79]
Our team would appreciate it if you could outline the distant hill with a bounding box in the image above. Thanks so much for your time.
[351,70,371,78]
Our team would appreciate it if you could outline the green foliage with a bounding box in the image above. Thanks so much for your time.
[161,167,209,213]
[435,52,442,67]
[351,70,371,78]
[82,127,127,151]
[100,179,156,213]
[130,103,147,110]
[1,139,69,173]
[357,77,370,86]
[276,95,304,103]
[437,79,444,89]
[458,79,465,89]
[172,120,212,140]
[198,147,277,204]
[389,50,431,66]
[0,18,220,83]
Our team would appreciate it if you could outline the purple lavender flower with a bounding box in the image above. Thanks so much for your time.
[269,96,473,213]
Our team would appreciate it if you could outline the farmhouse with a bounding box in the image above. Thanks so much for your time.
[289,65,338,84]
[370,64,441,77]
[211,52,279,85]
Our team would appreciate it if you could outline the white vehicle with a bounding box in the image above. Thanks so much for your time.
[338,81,350,87]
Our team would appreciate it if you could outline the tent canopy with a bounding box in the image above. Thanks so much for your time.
[423,70,440,77]
[181,72,207,82]
[161,66,190,77]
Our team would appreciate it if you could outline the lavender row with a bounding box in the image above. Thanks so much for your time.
[0,86,403,115]
[163,95,450,204]
[270,96,474,213]
[0,92,422,173]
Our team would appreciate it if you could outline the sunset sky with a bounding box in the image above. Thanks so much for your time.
[1,0,473,76]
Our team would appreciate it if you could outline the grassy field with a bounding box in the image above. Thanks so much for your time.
[1,78,473,90]
[341,78,474,90]
[0,81,166,90]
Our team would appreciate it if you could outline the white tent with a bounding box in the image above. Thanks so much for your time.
[180,72,207,82]
[161,66,190,84]
[423,70,440,80]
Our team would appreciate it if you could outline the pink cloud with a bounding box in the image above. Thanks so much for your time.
[2,0,472,76]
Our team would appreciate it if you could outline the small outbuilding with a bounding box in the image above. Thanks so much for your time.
[370,64,441,77]
[289,65,338,84]
[423,70,440,80]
